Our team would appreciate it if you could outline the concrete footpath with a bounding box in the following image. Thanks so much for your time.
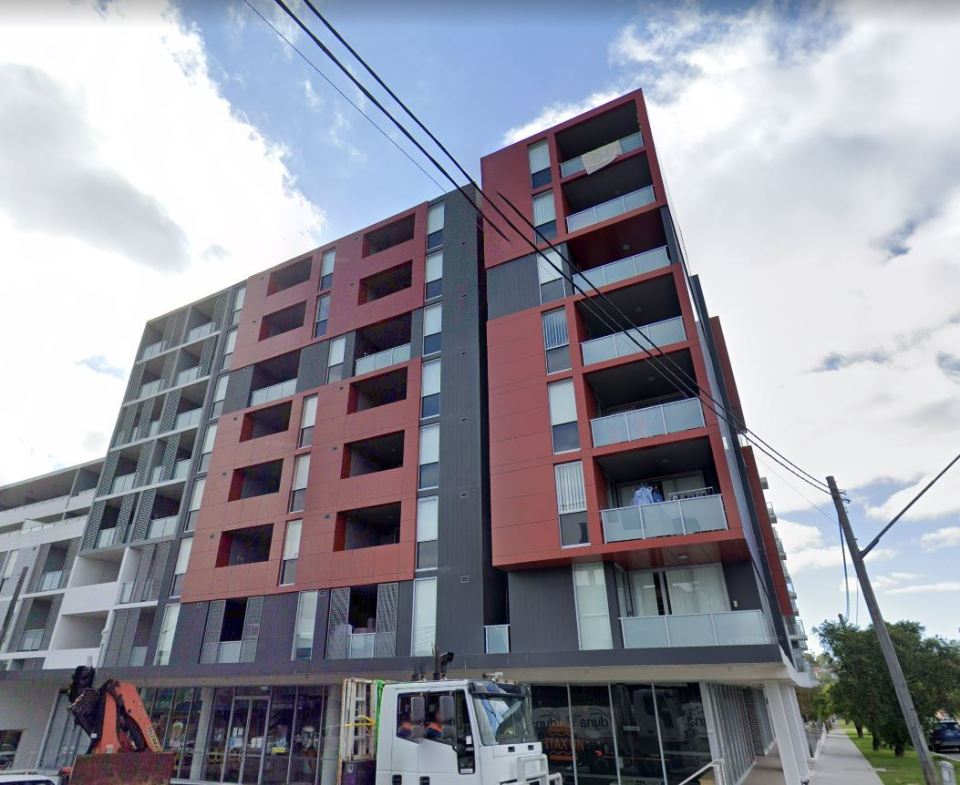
[810,730,885,785]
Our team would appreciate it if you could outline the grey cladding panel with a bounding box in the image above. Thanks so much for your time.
[374,582,399,658]
[240,596,263,663]
[255,592,299,665]
[298,341,328,393]
[508,567,580,653]
[222,365,254,416]
[200,599,225,664]
[487,254,541,320]
[170,601,207,667]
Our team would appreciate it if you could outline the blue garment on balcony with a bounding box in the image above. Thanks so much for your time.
[632,485,663,506]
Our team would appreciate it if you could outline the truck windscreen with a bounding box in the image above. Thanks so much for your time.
[471,693,538,745]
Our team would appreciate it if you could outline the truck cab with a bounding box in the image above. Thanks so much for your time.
[374,679,558,785]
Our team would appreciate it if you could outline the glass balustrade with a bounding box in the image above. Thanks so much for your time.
[96,528,117,548]
[355,343,411,375]
[218,641,242,663]
[174,409,202,430]
[175,366,201,386]
[250,378,297,406]
[484,625,510,654]
[141,341,164,360]
[139,379,163,398]
[111,473,136,494]
[560,131,644,177]
[20,628,45,651]
[602,494,726,543]
[37,571,63,592]
[621,610,772,648]
[129,646,148,667]
[572,245,670,292]
[591,398,704,447]
[186,322,215,343]
[581,316,686,366]
[566,185,655,233]
[348,632,376,659]
[173,459,190,479]
[147,516,178,539]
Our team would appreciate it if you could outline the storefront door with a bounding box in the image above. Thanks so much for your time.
[221,697,270,784]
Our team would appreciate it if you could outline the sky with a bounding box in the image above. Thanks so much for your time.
[0,0,958,649]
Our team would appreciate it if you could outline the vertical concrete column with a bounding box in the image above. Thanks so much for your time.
[190,687,216,781]
[764,681,802,785]
[782,684,812,777]
[320,683,342,785]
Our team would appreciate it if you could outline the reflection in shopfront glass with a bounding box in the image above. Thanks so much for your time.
[656,684,711,785]
[290,687,325,785]
[569,686,618,785]
[263,688,295,785]
[204,688,234,782]
[531,686,575,785]
[612,685,664,785]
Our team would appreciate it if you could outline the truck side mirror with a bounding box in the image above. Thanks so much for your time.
[438,695,455,723]
[410,696,425,723]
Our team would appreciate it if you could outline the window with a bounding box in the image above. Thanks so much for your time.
[259,302,306,340]
[423,303,442,356]
[319,248,335,290]
[416,496,439,570]
[328,336,345,383]
[0,550,16,593]
[418,424,440,490]
[548,380,579,453]
[231,284,246,326]
[542,308,571,373]
[420,359,441,419]
[199,423,217,471]
[267,258,311,294]
[425,251,443,300]
[211,374,228,418]
[314,295,330,338]
[532,191,557,240]
[171,537,193,597]
[364,215,416,256]
[555,461,588,546]
[299,395,317,447]
[529,139,551,188]
[537,249,565,303]
[426,203,444,250]
[217,524,273,566]
[292,590,318,660]
[222,328,237,370]
[411,577,437,656]
[154,603,180,666]
[229,459,283,501]
[185,477,205,531]
[280,520,302,585]
[0,730,21,769]
[573,563,612,650]
[627,565,729,617]
[289,455,310,513]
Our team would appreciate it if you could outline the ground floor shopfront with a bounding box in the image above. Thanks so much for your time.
[4,676,810,785]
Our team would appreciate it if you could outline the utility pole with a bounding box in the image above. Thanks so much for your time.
[827,476,937,785]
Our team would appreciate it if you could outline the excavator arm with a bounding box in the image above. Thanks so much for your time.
[67,666,162,754]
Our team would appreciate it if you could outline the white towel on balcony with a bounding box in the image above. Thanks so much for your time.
[582,140,622,174]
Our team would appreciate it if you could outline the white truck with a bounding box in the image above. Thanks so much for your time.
[338,678,561,785]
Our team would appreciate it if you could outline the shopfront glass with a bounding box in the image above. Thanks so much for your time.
[290,687,325,785]
[569,686,618,785]
[611,685,664,785]
[655,685,711,785]
[531,686,575,785]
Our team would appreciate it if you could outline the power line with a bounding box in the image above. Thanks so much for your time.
[270,0,829,496]
[239,0,447,195]
[860,448,960,557]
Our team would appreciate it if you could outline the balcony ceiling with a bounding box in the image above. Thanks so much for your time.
[596,436,713,482]
[577,274,680,337]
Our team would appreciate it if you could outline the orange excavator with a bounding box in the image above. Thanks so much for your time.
[63,666,174,785]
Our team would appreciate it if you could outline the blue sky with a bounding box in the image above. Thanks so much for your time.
[0,0,958,650]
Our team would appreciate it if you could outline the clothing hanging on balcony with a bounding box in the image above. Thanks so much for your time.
[631,484,663,506]
[582,139,621,174]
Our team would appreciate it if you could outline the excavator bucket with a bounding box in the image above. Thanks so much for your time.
[68,751,175,785]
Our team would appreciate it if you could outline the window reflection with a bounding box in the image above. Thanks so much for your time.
[612,684,663,785]
[531,686,575,785]
[290,687,325,785]
[570,686,618,785]
[656,684,711,785]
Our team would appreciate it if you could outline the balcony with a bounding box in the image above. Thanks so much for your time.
[602,493,727,543]
[139,379,163,398]
[566,186,655,233]
[591,398,704,448]
[147,516,178,539]
[217,640,242,663]
[118,579,159,604]
[95,528,117,548]
[788,618,807,641]
[621,610,774,648]
[581,316,685,367]
[484,624,510,654]
[37,570,64,592]
[185,322,215,343]
[572,245,670,292]
[20,628,45,651]
[250,378,297,406]
[129,646,148,667]
[175,366,202,386]
[560,130,643,178]
[110,473,136,495]
[348,632,376,659]
[355,343,411,376]
[174,408,203,430]
[141,340,164,360]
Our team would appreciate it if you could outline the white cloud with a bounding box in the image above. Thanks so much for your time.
[775,518,893,572]
[0,0,324,484]
[920,526,960,550]
[503,3,960,525]
[886,581,960,595]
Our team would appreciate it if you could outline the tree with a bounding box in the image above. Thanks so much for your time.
[815,619,960,756]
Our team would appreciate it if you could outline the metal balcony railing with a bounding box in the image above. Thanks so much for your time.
[484,624,510,654]
[591,398,704,448]
[571,245,670,292]
[581,316,686,367]
[566,185,655,233]
[355,343,411,376]
[20,628,45,651]
[560,130,644,177]
[37,571,64,592]
[621,610,773,648]
[602,493,727,543]
[250,378,297,406]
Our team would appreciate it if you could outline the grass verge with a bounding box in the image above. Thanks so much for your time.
[840,722,959,785]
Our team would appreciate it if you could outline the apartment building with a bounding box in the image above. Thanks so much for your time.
[0,91,812,785]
